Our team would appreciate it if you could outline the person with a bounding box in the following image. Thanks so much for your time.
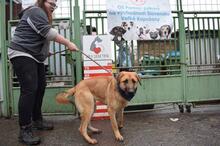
[8,0,79,145]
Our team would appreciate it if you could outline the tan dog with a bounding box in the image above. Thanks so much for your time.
[56,71,141,144]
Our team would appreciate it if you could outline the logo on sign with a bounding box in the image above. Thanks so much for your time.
[90,36,105,54]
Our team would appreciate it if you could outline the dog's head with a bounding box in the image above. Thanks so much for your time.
[149,30,159,40]
[116,71,141,101]
[158,25,171,39]
[122,21,135,31]
[137,26,150,38]
[110,26,126,44]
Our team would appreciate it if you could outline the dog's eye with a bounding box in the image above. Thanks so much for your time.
[123,79,128,84]
[132,79,136,83]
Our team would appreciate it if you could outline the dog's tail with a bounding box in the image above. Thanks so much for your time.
[56,87,76,105]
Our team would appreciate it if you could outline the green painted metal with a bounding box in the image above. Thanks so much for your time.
[0,0,11,117]
[130,76,182,105]
[187,75,220,102]
[74,0,83,84]
[12,87,76,114]
[178,0,187,104]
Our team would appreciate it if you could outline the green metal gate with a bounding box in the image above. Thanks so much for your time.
[82,0,220,112]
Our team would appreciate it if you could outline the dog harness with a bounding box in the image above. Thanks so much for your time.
[117,84,137,101]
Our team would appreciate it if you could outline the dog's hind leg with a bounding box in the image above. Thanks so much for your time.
[77,94,98,144]
[79,110,98,144]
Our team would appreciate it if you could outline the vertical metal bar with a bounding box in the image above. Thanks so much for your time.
[64,28,68,75]
[101,17,104,34]
[164,39,167,65]
[218,18,220,59]
[95,18,98,33]
[187,18,192,64]
[1,0,11,117]
[178,0,187,104]
[89,18,92,32]
[126,41,128,67]
[10,0,13,20]
[153,40,156,64]
[212,18,216,63]
[147,41,150,65]
[74,0,83,83]
[58,28,63,75]
[192,17,197,64]
[131,40,134,66]
[137,41,140,66]
[197,18,202,64]
[203,18,207,64]
[174,17,177,63]
[70,0,76,87]
[207,18,212,64]
[83,0,87,34]
[114,43,117,68]
[53,41,57,75]
[159,38,161,65]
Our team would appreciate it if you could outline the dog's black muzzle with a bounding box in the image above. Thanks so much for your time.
[117,85,137,101]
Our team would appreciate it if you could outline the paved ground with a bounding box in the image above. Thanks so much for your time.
[0,104,220,146]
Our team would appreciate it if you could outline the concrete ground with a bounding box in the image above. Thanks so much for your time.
[0,104,220,146]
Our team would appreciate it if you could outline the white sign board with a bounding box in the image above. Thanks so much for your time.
[82,35,112,61]
[107,0,173,40]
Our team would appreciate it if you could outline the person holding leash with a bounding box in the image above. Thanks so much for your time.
[8,0,78,145]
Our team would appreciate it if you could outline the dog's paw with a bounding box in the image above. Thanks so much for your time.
[89,138,98,144]
[115,134,124,142]
[118,124,124,129]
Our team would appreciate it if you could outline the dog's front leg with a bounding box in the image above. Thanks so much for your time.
[108,107,124,141]
[117,108,124,129]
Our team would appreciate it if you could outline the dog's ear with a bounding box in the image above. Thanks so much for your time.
[146,29,150,34]
[135,73,142,86]
[110,27,119,35]
[117,71,125,82]
[121,28,126,34]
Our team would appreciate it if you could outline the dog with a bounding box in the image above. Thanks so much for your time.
[149,30,159,40]
[157,25,171,39]
[137,26,150,40]
[109,26,126,45]
[122,21,139,40]
[56,71,141,144]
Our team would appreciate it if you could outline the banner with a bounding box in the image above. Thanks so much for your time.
[107,0,173,40]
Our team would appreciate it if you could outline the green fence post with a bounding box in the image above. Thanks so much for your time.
[178,0,188,105]
[0,0,11,117]
[74,0,83,83]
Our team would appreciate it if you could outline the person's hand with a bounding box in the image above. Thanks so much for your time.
[67,42,79,51]
[48,51,53,57]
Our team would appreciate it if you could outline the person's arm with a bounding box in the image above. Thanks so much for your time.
[54,34,79,51]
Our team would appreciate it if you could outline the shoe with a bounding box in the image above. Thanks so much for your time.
[32,119,54,130]
[19,124,41,145]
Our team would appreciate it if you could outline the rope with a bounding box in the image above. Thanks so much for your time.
[50,49,112,74]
